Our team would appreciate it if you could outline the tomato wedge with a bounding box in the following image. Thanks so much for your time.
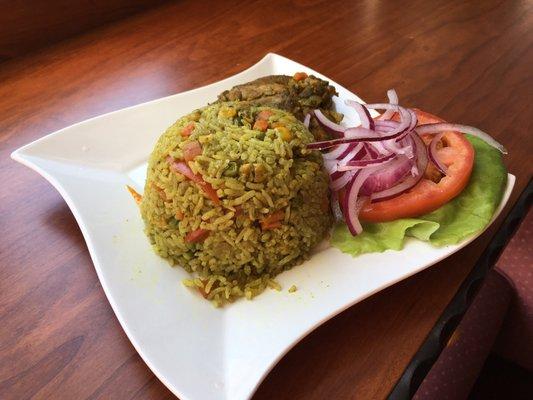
[168,158,221,205]
[185,228,210,243]
[183,140,203,161]
[260,210,285,230]
[181,122,195,137]
[359,110,474,222]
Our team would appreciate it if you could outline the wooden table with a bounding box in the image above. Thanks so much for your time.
[1,1,531,399]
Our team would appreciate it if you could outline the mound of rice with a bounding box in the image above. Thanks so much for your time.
[140,102,332,306]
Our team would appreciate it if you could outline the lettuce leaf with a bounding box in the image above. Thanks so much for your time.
[331,135,507,256]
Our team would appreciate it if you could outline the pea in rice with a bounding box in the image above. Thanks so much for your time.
[140,102,332,306]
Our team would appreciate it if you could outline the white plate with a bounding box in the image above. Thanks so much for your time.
[11,53,515,400]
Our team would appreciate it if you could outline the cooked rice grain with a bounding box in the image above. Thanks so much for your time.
[141,102,332,306]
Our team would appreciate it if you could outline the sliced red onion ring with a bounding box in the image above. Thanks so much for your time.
[369,140,391,155]
[308,127,377,150]
[342,197,368,235]
[371,173,420,203]
[338,152,396,171]
[309,88,509,238]
[365,103,411,137]
[411,131,429,168]
[330,170,357,191]
[346,125,405,142]
[313,109,345,137]
[303,113,311,128]
[341,105,412,143]
[375,121,411,154]
[415,123,507,154]
[375,120,400,129]
[344,126,384,141]
[323,144,364,174]
[364,143,379,158]
[345,100,374,129]
[400,134,416,161]
[330,170,343,181]
[407,108,418,132]
[321,142,351,159]
[309,105,413,150]
[428,132,447,175]
[370,132,429,202]
[338,142,358,159]
[342,168,378,235]
[360,155,412,194]
[324,158,338,174]
[338,143,365,166]
[380,89,398,120]
[383,139,405,154]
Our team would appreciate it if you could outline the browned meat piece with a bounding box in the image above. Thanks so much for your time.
[217,73,342,140]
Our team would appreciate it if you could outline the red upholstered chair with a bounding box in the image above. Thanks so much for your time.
[413,206,532,400]
[493,207,533,371]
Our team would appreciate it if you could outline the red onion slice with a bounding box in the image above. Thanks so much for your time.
[364,143,379,158]
[337,142,358,159]
[401,134,416,161]
[365,103,411,134]
[407,108,418,132]
[411,131,428,169]
[375,120,400,129]
[375,121,411,154]
[360,155,412,194]
[383,139,404,154]
[342,104,412,142]
[380,89,398,120]
[308,105,412,149]
[338,143,365,166]
[342,168,378,235]
[321,143,351,159]
[415,122,507,153]
[370,132,429,202]
[330,170,357,191]
[313,109,345,137]
[369,140,391,155]
[330,170,343,181]
[308,88,509,238]
[308,127,377,150]
[324,158,338,174]
[342,126,405,142]
[344,126,386,141]
[371,173,420,203]
[428,133,447,175]
[323,144,364,174]
[342,197,368,236]
[338,152,396,171]
[345,100,374,129]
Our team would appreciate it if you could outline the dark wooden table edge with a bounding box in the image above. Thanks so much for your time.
[387,178,533,400]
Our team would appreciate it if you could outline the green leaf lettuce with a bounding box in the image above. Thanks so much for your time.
[331,135,507,256]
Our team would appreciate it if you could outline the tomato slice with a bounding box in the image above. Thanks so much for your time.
[359,109,475,222]
[185,228,210,243]
[181,122,195,136]
[168,158,221,205]
[260,210,285,230]
[183,140,202,161]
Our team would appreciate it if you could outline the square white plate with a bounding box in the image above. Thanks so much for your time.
[11,53,514,400]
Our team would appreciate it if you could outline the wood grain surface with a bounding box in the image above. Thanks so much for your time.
[0,0,168,61]
[0,0,532,399]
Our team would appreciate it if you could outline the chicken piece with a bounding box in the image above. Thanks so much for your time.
[217,74,342,140]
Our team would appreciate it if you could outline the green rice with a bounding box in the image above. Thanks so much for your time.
[141,102,332,306]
